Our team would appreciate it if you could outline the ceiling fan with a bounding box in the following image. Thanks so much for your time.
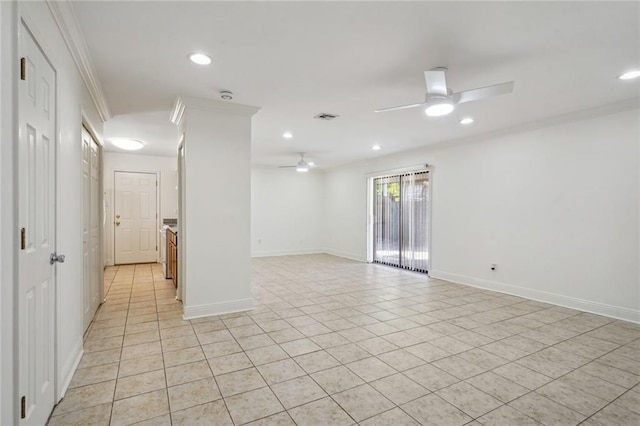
[279,153,313,172]
[375,67,514,117]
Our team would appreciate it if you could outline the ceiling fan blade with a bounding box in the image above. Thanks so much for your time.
[374,102,424,113]
[425,69,448,96]
[452,81,514,104]
[278,165,296,168]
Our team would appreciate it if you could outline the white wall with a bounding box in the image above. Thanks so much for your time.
[323,106,640,322]
[103,152,178,265]
[251,167,325,256]
[1,1,105,422]
[178,98,258,319]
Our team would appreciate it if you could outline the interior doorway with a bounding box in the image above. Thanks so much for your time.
[82,126,103,332]
[114,171,158,264]
[18,19,57,425]
[371,169,430,273]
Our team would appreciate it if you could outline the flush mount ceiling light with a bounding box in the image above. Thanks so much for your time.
[110,138,144,151]
[619,70,640,80]
[371,144,382,151]
[460,117,475,125]
[282,132,293,139]
[189,53,211,65]
[425,96,455,117]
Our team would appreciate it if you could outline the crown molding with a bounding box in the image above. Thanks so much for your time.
[328,97,640,171]
[172,95,261,119]
[170,97,186,126]
[423,97,640,154]
[47,0,111,122]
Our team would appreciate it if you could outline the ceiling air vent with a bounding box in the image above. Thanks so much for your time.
[314,112,340,121]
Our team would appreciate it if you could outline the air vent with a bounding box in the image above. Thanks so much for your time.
[314,113,340,121]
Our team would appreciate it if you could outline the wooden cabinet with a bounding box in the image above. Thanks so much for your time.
[168,229,178,288]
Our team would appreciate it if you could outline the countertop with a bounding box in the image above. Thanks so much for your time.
[163,225,178,234]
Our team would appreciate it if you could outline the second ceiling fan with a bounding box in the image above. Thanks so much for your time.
[279,153,313,172]
[375,67,514,117]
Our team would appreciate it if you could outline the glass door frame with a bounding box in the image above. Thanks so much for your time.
[366,165,433,274]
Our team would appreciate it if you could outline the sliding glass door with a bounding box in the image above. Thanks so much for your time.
[373,175,401,266]
[373,170,429,273]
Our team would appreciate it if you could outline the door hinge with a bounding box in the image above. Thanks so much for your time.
[21,396,25,419]
[20,58,26,80]
[20,228,26,250]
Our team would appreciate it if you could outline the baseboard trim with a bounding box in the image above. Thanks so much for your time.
[251,249,324,258]
[183,298,254,320]
[322,249,366,263]
[429,270,640,324]
[57,339,83,401]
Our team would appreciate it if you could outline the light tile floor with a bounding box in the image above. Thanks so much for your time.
[48,254,640,425]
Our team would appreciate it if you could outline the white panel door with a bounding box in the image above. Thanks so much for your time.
[18,22,57,425]
[114,172,158,264]
[82,127,101,331]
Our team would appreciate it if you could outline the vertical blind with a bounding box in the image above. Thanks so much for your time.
[373,170,429,273]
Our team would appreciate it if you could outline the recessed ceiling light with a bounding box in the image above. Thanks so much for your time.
[282,132,293,139]
[189,53,211,65]
[460,117,475,125]
[619,70,640,80]
[372,144,382,151]
[110,138,144,151]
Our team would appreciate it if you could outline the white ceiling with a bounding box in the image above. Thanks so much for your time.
[73,1,640,168]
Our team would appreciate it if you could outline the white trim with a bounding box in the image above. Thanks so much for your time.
[325,98,639,173]
[251,249,324,258]
[366,166,432,271]
[56,340,83,400]
[425,166,434,274]
[80,108,104,147]
[425,98,639,154]
[183,299,254,320]
[173,95,260,118]
[323,249,366,262]
[170,97,186,126]
[365,163,430,179]
[112,170,161,264]
[177,138,185,302]
[366,176,374,263]
[46,0,110,122]
[0,2,19,424]
[429,270,640,324]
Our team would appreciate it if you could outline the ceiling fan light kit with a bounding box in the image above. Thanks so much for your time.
[425,96,455,117]
[375,67,514,118]
[280,153,311,172]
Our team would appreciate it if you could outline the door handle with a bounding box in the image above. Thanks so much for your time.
[115,221,120,226]
[50,252,65,265]
[116,214,120,219]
